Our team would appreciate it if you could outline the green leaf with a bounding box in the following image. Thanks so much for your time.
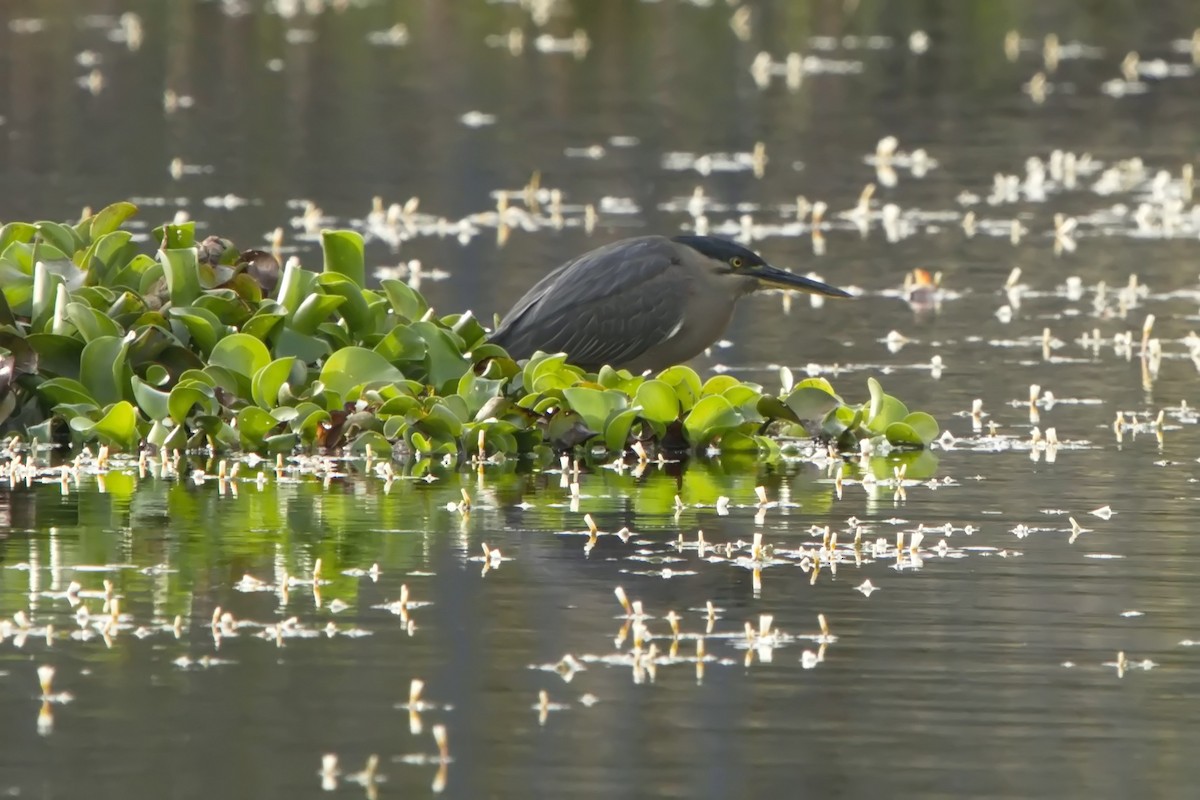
[656,365,703,413]
[382,416,408,440]
[209,332,271,379]
[168,306,225,356]
[316,272,372,335]
[3,240,36,271]
[159,247,202,307]
[563,387,628,434]
[275,257,315,315]
[26,334,85,379]
[197,262,237,290]
[126,325,182,369]
[717,430,759,453]
[531,366,578,394]
[110,254,157,292]
[722,384,762,410]
[596,365,623,390]
[209,333,272,398]
[0,279,33,319]
[37,377,96,406]
[290,292,346,335]
[86,401,139,450]
[235,406,279,449]
[825,404,864,439]
[379,395,421,417]
[136,261,166,298]
[521,351,565,391]
[317,321,352,350]
[228,273,264,305]
[56,402,102,424]
[145,420,182,450]
[0,222,37,251]
[0,327,35,371]
[49,283,70,336]
[204,365,242,398]
[865,377,909,433]
[194,290,252,326]
[604,408,639,453]
[88,202,139,241]
[36,221,84,258]
[252,357,298,410]
[0,392,16,426]
[273,326,332,363]
[66,302,123,342]
[381,279,429,323]
[178,369,218,388]
[144,363,170,386]
[457,371,507,417]
[321,229,365,289]
[72,285,116,310]
[294,405,331,445]
[701,375,740,396]
[633,379,681,424]
[79,335,131,406]
[420,401,464,438]
[884,422,921,448]
[163,222,195,249]
[785,386,841,421]
[867,377,885,425]
[80,230,135,284]
[168,381,217,423]
[894,411,939,446]
[683,394,743,446]
[264,432,299,454]
[131,376,172,422]
[31,261,65,332]
[348,430,391,456]
[410,321,471,391]
[0,283,17,326]
[444,312,488,350]
[241,309,286,342]
[410,430,433,454]
[318,347,405,402]
[192,415,240,450]
[374,324,427,364]
[796,376,837,395]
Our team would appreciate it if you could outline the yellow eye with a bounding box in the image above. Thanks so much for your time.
[730,257,744,268]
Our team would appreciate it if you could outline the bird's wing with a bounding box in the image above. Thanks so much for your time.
[490,236,687,370]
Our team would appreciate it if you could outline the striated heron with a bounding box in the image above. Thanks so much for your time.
[489,235,851,373]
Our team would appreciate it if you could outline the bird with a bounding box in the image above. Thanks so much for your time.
[489,235,851,374]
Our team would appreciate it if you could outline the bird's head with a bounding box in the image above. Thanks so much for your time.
[672,235,851,298]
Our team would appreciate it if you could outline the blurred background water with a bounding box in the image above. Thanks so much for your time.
[3,1,1200,798]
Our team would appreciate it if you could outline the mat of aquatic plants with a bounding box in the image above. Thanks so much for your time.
[4,1,1200,799]
[0,207,937,458]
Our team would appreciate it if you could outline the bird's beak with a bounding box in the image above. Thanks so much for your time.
[749,263,852,297]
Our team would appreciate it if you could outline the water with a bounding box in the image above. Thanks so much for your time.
[4,0,1200,797]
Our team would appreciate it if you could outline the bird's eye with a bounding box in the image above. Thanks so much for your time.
[730,257,744,268]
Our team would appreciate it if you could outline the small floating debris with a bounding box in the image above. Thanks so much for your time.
[367,23,409,46]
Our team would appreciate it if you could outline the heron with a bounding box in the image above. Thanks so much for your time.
[489,235,851,373]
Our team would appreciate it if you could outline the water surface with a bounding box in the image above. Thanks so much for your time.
[3,1,1200,797]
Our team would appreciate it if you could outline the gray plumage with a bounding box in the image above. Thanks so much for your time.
[490,235,849,374]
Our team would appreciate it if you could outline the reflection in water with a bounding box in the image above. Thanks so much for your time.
[0,438,1199,799]
[4,0,1200,797]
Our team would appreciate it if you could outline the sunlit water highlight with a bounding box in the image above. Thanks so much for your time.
[4,0,1200,797]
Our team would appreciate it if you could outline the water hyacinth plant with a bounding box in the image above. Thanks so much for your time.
[0,202,939,460]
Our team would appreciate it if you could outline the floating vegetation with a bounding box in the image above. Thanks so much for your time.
[0,204,938,459]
